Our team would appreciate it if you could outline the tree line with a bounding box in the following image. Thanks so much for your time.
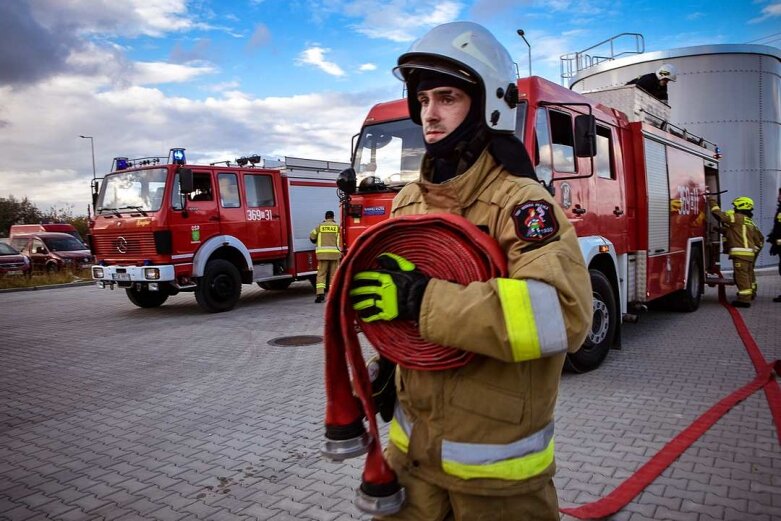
[0,195,89,238]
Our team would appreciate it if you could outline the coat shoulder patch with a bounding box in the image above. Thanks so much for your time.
[512,200,559,242]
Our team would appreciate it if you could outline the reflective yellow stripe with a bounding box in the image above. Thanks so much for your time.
[497,279,541,361]
[389,417,410,454]
[496,279,567,361]
[729,248,755,258]
[442,438,555,481]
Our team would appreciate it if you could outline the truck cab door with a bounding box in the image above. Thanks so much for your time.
[216,172,250,249]
[243,172,284,261]
[169,170,220,256]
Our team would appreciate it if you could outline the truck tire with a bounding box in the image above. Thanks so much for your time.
[667,253,703,312]
[565,270,616,373]
[195,259,242,313]
[125,287,169,308]
[257,279,293,291]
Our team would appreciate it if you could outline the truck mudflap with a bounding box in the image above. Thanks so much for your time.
[91,264,176,286]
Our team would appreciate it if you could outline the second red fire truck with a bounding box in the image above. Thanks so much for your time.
[336,77,722,372]
[90,150,347,313]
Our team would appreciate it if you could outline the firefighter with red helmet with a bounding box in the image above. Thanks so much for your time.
[349,22,592,520]
[709,196,764,307]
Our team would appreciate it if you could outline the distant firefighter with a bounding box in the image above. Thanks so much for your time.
[626,63,677,103]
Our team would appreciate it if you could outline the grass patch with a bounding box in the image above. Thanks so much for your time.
[0,270,92,290]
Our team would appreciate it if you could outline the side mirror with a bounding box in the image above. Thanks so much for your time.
[179,167,194,194]
[574,114,596,158]
[336,167,357,195]
[90,178,100,209]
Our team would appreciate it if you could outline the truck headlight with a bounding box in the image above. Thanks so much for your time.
[144,267,160,280]
[92,266,104,278]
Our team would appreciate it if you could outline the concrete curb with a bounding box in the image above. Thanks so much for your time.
[0,280,94,294]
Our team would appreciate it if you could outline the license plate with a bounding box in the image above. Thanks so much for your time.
[113,273,131,281]
[7,270,22,275]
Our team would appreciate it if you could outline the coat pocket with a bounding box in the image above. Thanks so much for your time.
[449,377,526,425]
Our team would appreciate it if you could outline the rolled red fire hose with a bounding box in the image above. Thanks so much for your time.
[323,213,507,513]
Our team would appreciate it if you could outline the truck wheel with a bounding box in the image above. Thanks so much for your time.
[125,287,169,308]
[196,259,242,313]
[46,263,59,274]
[257,279,293,291]
[565,270,616,373]
[668,254,703,312]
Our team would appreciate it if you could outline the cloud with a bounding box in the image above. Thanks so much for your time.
[296,46,345,76]
[0,64,383,211]
[170,39,212,63]
[750,1,781,22]
[343,0,464,42]
[0,2,74,86]
[28,0,197,38]
[359,63,377,72]
[686,11,705,20]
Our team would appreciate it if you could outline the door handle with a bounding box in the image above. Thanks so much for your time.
[209,215,220,222]
[613,207,624,216]
[573,205,587,215]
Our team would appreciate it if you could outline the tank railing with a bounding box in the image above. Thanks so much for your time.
[560,33,645,84]
[642,112,720,153]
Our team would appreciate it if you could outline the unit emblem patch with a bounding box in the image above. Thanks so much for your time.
[512,200,559,242]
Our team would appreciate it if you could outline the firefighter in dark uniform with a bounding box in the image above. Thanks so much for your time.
[310,210,341,303]
[348,22,592,520]
[626,63,677,103]
[709,196,764,307]
[768,188,781,302]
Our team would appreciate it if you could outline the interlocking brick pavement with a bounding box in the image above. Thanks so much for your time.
[0,273,779,520]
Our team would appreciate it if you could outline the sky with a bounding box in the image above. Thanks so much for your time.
[1,0,779,215]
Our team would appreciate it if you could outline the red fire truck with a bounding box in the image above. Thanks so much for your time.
[336,77,722,372]
[90,149,347,312]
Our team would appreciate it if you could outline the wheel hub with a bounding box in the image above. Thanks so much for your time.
[587,297,609,346]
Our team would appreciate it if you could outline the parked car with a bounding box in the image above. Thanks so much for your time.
[9,232,93,274]
[10,223,86,246]
[0,242,31,277]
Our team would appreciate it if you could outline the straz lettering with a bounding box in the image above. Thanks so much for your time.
[674,186,703,216]
[247,209,273,221]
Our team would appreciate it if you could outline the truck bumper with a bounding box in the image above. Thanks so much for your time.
[91,265,176,288]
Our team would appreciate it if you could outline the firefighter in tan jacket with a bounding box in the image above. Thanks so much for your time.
[310,211,341,303]
[710,196,764,307]
[349,22,592,520]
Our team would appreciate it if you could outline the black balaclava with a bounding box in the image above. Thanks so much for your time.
[413,69,537,184]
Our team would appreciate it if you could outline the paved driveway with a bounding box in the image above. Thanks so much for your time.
[0,276,779,520]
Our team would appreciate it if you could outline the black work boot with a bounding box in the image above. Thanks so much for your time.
[773,295,781,303]
[731,300,750,308]
[314,295,324,303]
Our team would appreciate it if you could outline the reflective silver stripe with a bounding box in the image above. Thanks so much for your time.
[526,280,568,356]
[442,421,554,466]
[394,403,413,437]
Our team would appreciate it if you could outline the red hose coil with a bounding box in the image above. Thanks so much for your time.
[324,213,507,492]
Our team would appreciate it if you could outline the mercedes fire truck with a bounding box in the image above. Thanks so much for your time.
[90,149,347,312]
[336,77,723,372]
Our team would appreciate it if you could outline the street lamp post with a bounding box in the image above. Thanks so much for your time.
[79,135,96,180]
[517,29,532,77]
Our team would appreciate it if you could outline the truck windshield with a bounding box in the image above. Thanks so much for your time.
[354,119,425,188]
[353,102,527,188]
[97,168,168,214]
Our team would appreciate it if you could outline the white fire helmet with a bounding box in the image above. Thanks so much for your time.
[393,21,518,133]
[656,63,677,82]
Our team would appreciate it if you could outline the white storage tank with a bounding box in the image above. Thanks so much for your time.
[568,44,781,268]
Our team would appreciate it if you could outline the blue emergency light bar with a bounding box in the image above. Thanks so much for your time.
[114,157,130,171]
[170,148,186,165]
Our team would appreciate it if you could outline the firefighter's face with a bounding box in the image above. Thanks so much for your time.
[417,86,471,144]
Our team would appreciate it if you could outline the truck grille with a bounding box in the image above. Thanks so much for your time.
[93,232,157,258]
